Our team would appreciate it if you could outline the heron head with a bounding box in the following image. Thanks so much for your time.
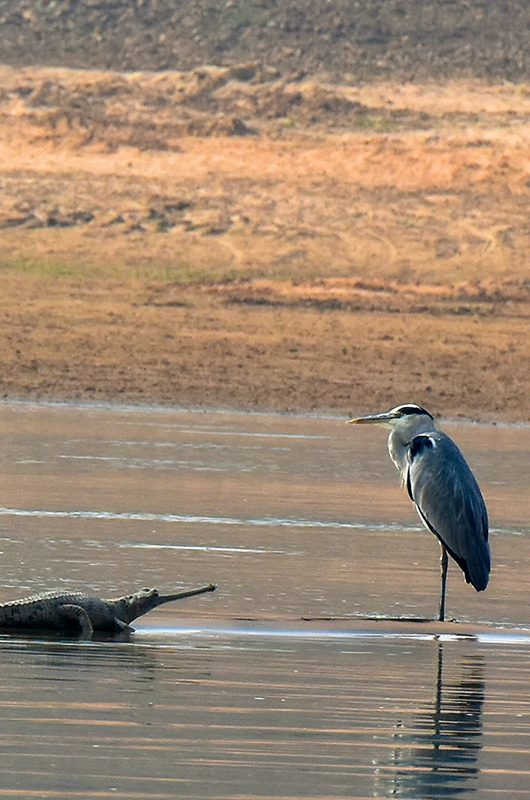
[347,404,435,434]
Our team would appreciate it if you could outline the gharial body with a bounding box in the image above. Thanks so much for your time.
[0,583,216,639]
[348,404,491,622]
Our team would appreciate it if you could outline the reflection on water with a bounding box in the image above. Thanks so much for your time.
[0,401,527,799]
[375,642,484,798]
[0,632,486,799]
[0,630,524,800]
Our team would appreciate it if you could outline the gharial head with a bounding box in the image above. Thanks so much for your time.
[109,587,162,624]
[109,584,217,624]
[347,403,436,438]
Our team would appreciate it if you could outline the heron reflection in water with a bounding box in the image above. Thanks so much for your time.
[373,641,485,799]
[348,404,491,621]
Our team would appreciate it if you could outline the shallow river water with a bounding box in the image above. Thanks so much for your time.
[0,402,528,799]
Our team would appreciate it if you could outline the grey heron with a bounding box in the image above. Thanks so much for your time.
[348,404,490,621]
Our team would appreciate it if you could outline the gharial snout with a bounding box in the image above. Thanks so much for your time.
[157,583,217,604]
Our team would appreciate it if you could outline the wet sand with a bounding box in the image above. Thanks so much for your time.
[0,403,526,623]
[0,66,529,421]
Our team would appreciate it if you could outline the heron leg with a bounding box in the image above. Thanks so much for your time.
[438,544,448,622]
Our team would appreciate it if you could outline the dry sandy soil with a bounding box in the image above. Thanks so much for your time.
[0,64,528,421]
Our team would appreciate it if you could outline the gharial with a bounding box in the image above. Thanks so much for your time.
[0,583,216,639]
[347,403,490,622]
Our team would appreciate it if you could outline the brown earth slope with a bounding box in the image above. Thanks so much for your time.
[0,63,528,421]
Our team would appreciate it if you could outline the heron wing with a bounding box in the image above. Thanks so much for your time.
[405,432,490,591]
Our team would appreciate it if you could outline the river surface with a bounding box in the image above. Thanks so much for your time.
[0,401,528,799]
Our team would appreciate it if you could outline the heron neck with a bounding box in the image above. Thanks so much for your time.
[387,431,409,472]
[387,418,437,472]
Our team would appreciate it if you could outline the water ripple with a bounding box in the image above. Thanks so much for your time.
[121,542,290,555]
[0,506,418,532]
[0,506,523,537]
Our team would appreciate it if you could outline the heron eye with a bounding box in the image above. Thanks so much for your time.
[396,404,433,419]
[400,405,420,415]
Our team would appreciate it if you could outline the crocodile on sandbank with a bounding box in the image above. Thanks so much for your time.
[0,583,216,638]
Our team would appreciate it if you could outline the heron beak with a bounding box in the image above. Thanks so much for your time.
[347,412,396,425]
